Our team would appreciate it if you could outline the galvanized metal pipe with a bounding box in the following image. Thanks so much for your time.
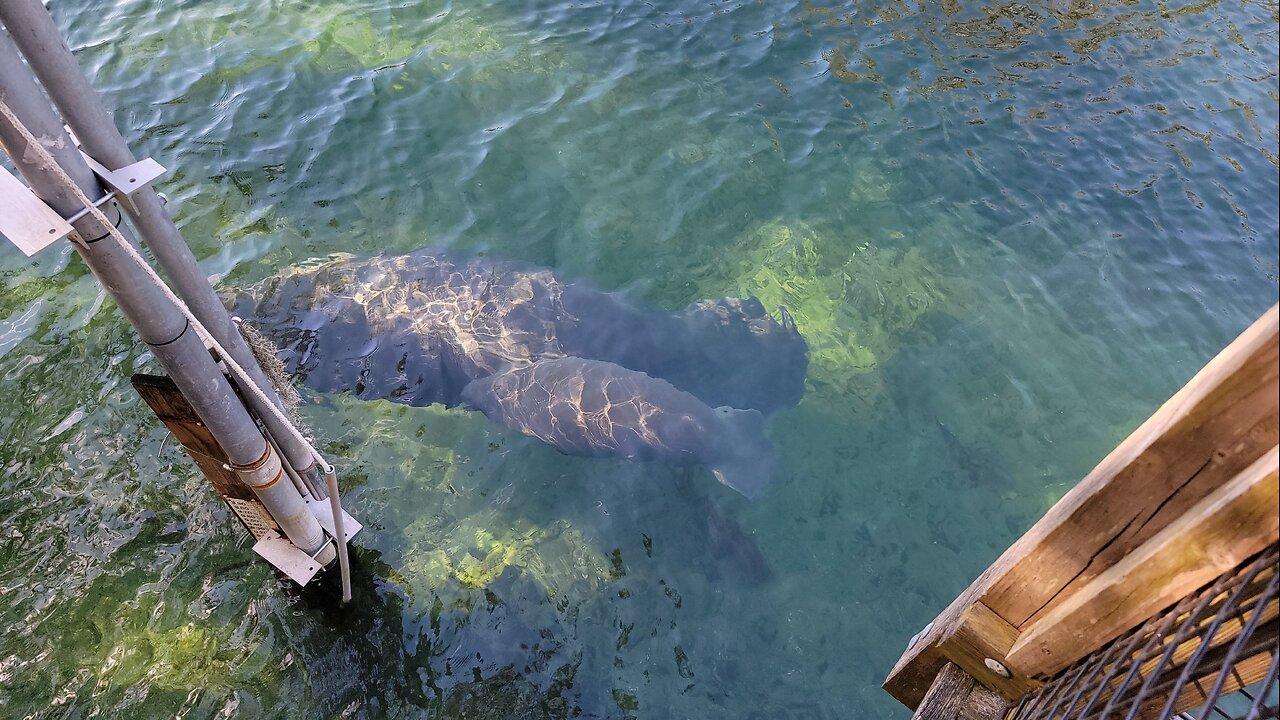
[0,28,326,556]
[0,0,325,493]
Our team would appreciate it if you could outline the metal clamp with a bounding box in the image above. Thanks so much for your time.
[0,151,166,258]
[309,531,340,563]
[77,151,166,215]
[64,187,117,225]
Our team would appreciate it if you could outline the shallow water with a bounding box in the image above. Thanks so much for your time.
[0,0,1276,717]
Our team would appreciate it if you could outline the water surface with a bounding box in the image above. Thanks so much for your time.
[1,0,1276,717]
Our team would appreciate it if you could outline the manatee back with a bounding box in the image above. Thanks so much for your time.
[557,287,809,414]
[234,253,474,406]
[461,358,720,464]
[462,358,777,497]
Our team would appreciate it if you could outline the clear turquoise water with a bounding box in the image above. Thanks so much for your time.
[1,0,1276,717]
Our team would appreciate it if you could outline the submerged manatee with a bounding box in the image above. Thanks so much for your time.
[461,358,774,498]
[235,249,807,496]
[237,249,808,413]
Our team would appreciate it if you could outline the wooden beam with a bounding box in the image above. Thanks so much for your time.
[984,304,1278,629]
[885,304,1279,709]
[886,601,1041,706]
[912,663,1008,720]
[133,373,277,539]
[1006,445,1279,676]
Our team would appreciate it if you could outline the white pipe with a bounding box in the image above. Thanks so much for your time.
[324,470,353,603]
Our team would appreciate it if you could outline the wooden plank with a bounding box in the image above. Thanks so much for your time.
[886,304,1279,708]
[1079,595,1277,715]
[132,373,257,501]
[132,373,284,544]
[1163,647,1276,717]
[1006,445,1279,676]
[1121,645,1278,718]
[912,663,1008,720]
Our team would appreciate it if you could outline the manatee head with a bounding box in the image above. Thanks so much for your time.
[224,254,474,405]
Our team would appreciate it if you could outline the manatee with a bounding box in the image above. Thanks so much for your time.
[234,249,808,414]
[460,358,774,498]
[556,287,808,413]
[232,249,807,496]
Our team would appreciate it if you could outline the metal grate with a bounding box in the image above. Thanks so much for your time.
[225,497,277,540]
[1007,544,1280,720]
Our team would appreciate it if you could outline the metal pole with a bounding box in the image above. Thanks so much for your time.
[324,470,352,604]
[0,0,325,496]
[0,28,329,558]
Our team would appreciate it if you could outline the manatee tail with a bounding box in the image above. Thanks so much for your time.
[709,407,775,499]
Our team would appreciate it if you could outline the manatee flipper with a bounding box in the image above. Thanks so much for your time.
[706,406,774,499]
[460,357,775,498]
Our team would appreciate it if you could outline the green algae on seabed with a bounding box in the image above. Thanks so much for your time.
[305,14,424,72]
[703,220,951,410]
[305,8,566,79]
[98,1,563,107]
[402,518,612,597]
[96,621,277,695]
[427,14,567,80]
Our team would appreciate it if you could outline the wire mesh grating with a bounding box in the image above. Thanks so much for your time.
[1006,544,1280,720]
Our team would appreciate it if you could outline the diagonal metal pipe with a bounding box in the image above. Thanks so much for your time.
[0,27,327,557]
[0,0,326,496]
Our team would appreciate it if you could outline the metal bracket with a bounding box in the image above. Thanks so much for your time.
[306,496,363,542]
[77,151,165,215]
[252,530,327,586]
[250,502,362,587]
[0,164,72,256]
[63,125,166,215]
[0,151,165,257]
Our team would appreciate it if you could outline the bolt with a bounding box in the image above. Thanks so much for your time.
[984,657,1012,679]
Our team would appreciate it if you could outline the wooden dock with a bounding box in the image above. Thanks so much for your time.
[884,304,1279,719]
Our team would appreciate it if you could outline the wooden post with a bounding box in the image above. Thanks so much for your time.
[133,373,279,540]
[913,663,1007,720]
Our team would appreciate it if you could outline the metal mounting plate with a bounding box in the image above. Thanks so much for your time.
[0,165,73,256]
[253,529,326,586]
[305,496,363,542]
[78,152,165,212]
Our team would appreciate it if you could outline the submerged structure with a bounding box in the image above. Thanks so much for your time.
[0,2,358,598]
[886,305,1279,719]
